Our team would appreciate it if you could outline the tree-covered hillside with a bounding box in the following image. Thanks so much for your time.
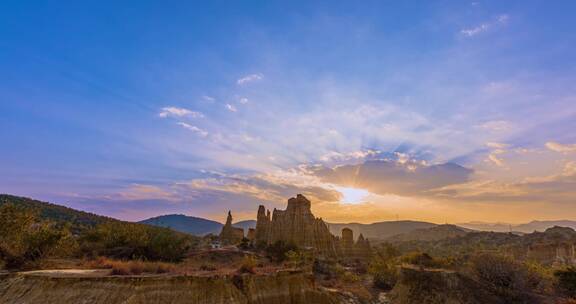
[0,194,113,233]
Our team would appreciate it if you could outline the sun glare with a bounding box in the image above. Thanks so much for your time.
[338,187,370,204]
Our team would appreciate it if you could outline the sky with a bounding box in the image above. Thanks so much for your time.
[1,1,576,224]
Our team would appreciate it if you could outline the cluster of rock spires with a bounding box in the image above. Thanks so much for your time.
[220,194,371,260]
[254,194,339,257]
[339,227,372,261]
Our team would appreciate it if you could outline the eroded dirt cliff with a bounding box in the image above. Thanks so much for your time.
[0,270,340,304]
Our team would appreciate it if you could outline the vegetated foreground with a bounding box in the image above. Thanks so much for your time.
[2,194,576,303]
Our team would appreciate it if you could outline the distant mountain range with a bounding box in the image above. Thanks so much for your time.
[327,221,438,240]
[458,220,576,234]
[140,214,576,241]
[140,214,439,239]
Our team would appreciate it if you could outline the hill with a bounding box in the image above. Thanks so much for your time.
[458,220,576,233]
[139,214,222,236]
[139,215,256,236]
[140,214,437,239]
[327,220,437,240]
[0,194,113,233]
[386,224,470,243]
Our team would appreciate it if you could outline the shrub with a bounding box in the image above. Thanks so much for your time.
[286,250,313,269]
[265,240,297,263]
[238,255,257,274]
[0,204,72,269]
[80,222,194,262]
[374,243,400,261]
[555,267,576,298]
[111,262,131,275]
[401,252,439,268]
[470,254,543,303]
[238,238,252,250]
[313,258,336,277]
[369,257,398,290]
[342,271,360,283]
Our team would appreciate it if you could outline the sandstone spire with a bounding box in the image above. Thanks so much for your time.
[219,210,244,245]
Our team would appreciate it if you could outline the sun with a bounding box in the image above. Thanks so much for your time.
[338,187,370,204]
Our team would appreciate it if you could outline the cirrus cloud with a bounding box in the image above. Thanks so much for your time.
[159,107,204,118]
[237,73,263,85]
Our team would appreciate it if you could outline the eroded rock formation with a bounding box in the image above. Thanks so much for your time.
[339,228,371,261]
[341,228,354,257]
[354,234,372,261]
[255,194,339,257]
[512,226,576,266]
[219,211,244,245]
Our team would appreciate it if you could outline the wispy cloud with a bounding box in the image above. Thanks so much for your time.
[159,107,204,118]
[237,73,263,85]
[225,103,237,112]
[177,122,208,137]
[239,97,249,104]
[201,96,215,103]
[546,141,576,153]
[460,14,509,37]
[476,120,512,132]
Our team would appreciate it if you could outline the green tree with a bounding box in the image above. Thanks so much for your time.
[0,204,71,269]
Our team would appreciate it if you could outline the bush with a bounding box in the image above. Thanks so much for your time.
[87,257,174,275]
[80,222,194,262]
[286,250,313,269]
[265,240,297,263]
[401,252,439,268]
[470,254,543,303]
[238,238,252,251]
[0,204,73,269]
[238,255,257,274]
[374,243,400,261]
[342,271,360,283]
[111,262,131,275]
[369,257,398,290]
[555,267,576,298]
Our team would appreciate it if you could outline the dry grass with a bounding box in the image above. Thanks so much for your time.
[84,257,175,275]
[237,256,257,274]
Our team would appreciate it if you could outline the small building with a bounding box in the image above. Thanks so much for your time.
[210,240,222,249]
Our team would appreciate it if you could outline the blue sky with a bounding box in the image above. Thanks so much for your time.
[1,1,576,223]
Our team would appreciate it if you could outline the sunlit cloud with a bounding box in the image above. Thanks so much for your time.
[305,157,473,197]
[546,141,576,153]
